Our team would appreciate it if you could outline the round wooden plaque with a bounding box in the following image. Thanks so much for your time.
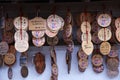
[92,54,103,67]
[82,41,94,55]
[81,32,91,41]
[97,13,111,27]
[98,28,112,41]
[107,69,119,78]
[81,21,91,33]
[100,41,111,55]
[21,66,28,78]
[93,65,104,73]
[52,64,58,76]
[47,14,62,31]
[45,27,58,37]
[0,41,9,55]
[108,46,118,58]
[32,30,45,38]
[115,17,120,29]
[47,36,58,46]
[4,53,16,66]
[14,30,29,41]
[8,45,16,55]
[32,37,45,47]
[14,16,28,30]
[92,32,102,44]
[5,18,14,31]
[15,40,29,52]
[107,58,119,71]
[78,48,88,59]
[115,30,120,42]
[3,31,14,44]
[78,58,88,70]
[64,24,72,38]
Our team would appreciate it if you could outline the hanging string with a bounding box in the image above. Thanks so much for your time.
[104,28,106,41]
[20,7,23,40]
[84,7,88,44]
[51,5,56,18]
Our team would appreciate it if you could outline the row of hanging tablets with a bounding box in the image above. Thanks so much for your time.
[0,9,120,79]
[0,9,120,53]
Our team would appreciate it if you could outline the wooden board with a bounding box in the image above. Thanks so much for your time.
[29,17,46,30]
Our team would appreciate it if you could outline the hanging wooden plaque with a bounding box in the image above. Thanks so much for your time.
[14,30,29,41]
[45,27,58,37]
[115,17,120,29]
[29,17,46,30]
[115,30,120,42]
[100,41,111,55]
[32,37,45,47]
[98,28,112,41]
[21,66,28,78]
[14,17,28,30]
[81,32,91,41]
[82,41,93,55]
[0,41,9,55]
[32,30,45,38]
[47,36,59,46]
[4,53,16,66]
[47,14,62,31]
[97,13,111,27]
[5,18,14,31]
[81,21,91,33]
[15,40,29,52]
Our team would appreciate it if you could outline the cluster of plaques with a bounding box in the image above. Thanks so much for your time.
[77,48,88,72]
[91,14,101,44]
[20,52,28,78]
[80,12,94,55]
[50,48,58,80]
[63,11,74,74]
[115,17,120,43]
[91,49,104,73]
[3,18,14,44]
[106,45,119,78]
[14,16,29,52]
[4,45,16,80]
[29,17,46,47]
[97,13,112,55]
[46,14,64,38]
